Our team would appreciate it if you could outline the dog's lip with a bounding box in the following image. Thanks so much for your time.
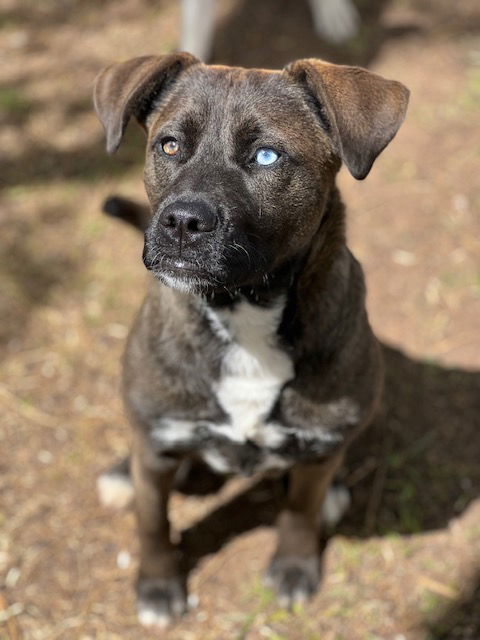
[169,259,198,271]
[148,257,211,278]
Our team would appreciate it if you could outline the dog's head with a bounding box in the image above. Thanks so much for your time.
[94,54,408,294]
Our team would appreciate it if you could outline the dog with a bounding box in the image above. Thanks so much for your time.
[180,0,360,61]
[93,53,409,628]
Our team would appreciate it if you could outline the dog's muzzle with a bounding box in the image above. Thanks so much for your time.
[143,199,221,279]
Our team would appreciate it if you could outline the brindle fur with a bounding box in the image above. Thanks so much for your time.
[94,53,408,626]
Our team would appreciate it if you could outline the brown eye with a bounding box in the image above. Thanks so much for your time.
[161,138,179,156]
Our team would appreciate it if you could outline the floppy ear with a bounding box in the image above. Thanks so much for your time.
[93,52,199,154]
[285,58,409,179]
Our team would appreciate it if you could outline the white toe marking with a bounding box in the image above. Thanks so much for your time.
[253,422,287,448]
[278,594,291,609]
[200,448,232,473]
[292,588,309,604]
[152,418,196,446]
[137,607,171,629]
[321,485,351,527]
[97,472,134,509]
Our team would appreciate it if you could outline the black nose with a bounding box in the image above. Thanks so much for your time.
[158,201,217,239]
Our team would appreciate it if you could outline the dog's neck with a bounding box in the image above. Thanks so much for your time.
[204,255,302,309]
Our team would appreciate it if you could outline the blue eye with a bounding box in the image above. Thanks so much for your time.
[255,148,279,166]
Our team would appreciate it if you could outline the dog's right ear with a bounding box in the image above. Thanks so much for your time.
[93,53,199,154]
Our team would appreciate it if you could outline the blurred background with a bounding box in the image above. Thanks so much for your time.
[1,0,479,638]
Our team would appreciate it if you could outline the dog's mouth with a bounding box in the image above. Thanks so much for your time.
[151,258,203,275]
[144,253,225,292]
[143,242,304,301]
[141,200,277,294]
[142,230,275,294]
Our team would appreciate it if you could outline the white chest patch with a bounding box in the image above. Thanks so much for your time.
[206,298,294,446]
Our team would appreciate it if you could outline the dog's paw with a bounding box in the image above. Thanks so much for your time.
[264,555,320,608]
[321,484,350,528]
[136,576,191,629]
[96,460,134,509]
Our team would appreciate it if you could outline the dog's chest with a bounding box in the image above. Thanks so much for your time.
[152,299,296,475]
[207,299,294,445]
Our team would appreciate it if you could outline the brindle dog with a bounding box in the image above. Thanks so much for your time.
[94,53,409,628]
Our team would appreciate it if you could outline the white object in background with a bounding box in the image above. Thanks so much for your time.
[308,0,360,43]
[180,0,216,61]
[180,0,360,62]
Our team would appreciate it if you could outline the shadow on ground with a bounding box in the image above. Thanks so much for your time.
[426,576,480,639]
[211,0,480,69]
[0,124,146,189]
[213,0,401,68]
[0,206,82,350]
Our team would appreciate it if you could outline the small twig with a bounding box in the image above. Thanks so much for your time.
[0,386,58,428]
[418,575,459,600]
[0,592,21,640]
[364,434,393,534]
[345,456,378,488]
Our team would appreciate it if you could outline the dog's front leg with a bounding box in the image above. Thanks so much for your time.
[130,434,186,628]
[266,452,344,607]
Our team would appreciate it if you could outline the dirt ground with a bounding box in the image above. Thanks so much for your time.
[1,0,480,638]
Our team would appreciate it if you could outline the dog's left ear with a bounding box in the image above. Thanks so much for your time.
[285,58,409,179]
[94,52,199,154]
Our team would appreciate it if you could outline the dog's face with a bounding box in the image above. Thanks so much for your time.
[94,55,409,293]
[142,66,338,292]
